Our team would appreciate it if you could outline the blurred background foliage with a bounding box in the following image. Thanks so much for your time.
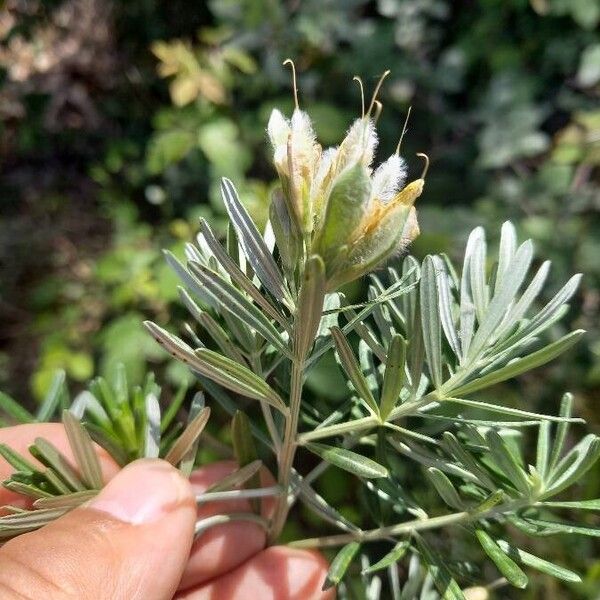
[0,0,599,596]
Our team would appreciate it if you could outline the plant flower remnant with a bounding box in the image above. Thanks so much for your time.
[267,62,426,291]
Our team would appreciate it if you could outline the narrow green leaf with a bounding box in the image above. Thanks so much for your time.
[0,391,35,424]
[468,228,488,323]
[221,177,291,306]
[199,219,289,328]
[331,327,379,416]
[231,411,258,468]
[426,467,463,509]
[307,443,388,479]
[361,541,410,574]
[496,539,581,583]
[420,256,443,389]
[36,370,67,422]
[548,393,573,472]
[178,392,205,476]
[442,396,583,424]
[295,255,326,359]
[144,322,287,413]
[3,481,52,500]
[494,221,517,294]
[0,444,38,473]
[485,430,530,495]
[536,421,551,480]
[415,535,466,599]
[62,411,103,489]
[475,529,528,588]
[512,516,600,537]
[380,335,406,420]
[29,438,85,492]
[0,508,70,540]
[144,393,161,459]
[542,499,600,510]
[545,434,600,497]
[160,382,188,434]
[206,460,263,493]
[323,542,361,590]
[164,407,210,467]
[188,262,292,359]
[34,490,97,510]
[440,433,495,490]
[195,349,287,413]
[433,256,461,358]
[448,330,585,396]
[163,249,219,310]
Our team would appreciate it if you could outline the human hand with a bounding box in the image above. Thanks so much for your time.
[0,423,334,599]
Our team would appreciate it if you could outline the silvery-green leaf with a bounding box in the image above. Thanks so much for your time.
[496,539,581,583]
[512,516,600,537]
[433,256,461,358]
[164,406,210,467]
[34,490,97,510]
[331,327,379,416]
[475,529,528,588]
[29,438,85,492]
[188,261,291,358]
[362,541,410,575]
[144,393,161,459]
[0,390,35,424]
[0,508,70,540]
[420,256,442,389]
[160,382,188,434]
[196,349,287,413]
[380,334,406,420]
[206,460,263,493]
[179,393,206,476]
[62,410,103,489]
[415,535,466,600]
[485,429,530,495]
[36,369,67,421]
[544,434,600,497]
[468,227,488,323]
[440,432,495,490]
[536,421,551,480]
[494,221,517,294]
[199,218,289,328]
[541,499,600,510]
[426,467,463,509]
[307,443,388,479]
[323,542,361,590]
[0,444,38,473]
[495,261,550,340]
[467,240,533,362]
[548,393,573,472]
[220,178,291,307]
[163,250,219,310]
[447,330,584,396]
[295,255,326,359]
[441,396,583,423]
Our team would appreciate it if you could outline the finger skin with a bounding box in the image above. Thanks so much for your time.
[0,459,196,600]
[177,546,335,600]
[0,423,120,509]
[179,461,276,590]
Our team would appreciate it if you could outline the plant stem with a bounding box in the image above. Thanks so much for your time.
[268,356,304,543]
[288,498,530,549]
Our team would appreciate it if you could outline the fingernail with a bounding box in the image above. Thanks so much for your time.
[89,459,192,525]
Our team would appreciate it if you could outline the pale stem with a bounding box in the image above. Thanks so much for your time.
[288,498,530,549]
[196,486,281,504]
[268,356,304,543]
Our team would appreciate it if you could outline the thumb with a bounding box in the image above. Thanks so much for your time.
[0,459,196,600]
